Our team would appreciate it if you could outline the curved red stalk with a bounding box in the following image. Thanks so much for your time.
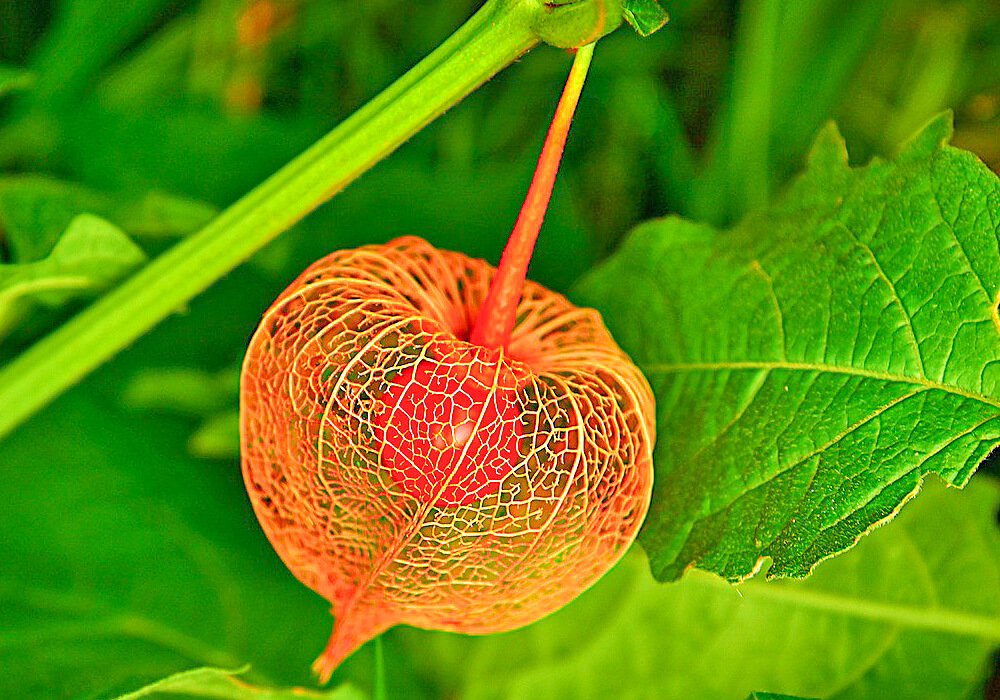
[469,42,596,350]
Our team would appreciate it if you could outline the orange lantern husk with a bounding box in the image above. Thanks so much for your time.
[241,237,654,680]
[239,42,654,682]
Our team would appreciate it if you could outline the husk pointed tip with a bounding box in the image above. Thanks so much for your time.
[312,610,396,684]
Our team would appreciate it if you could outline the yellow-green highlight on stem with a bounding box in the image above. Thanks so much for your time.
[0,0,626,441]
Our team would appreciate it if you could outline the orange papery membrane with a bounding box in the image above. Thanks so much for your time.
[240,43,655,682]
[240,238,655,679]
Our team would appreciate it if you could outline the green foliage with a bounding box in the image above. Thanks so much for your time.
[122,366,240,417]
[0,212,145,298]
[5,371,996,699]
[186,409,241,459]
[0,383,340,698]
[575,114,1000,582]
[0,63,34,97]
[401,477,1000,699]
[684,0,897,225]
[0,176,214,353]
[0,177,216,262]
[122,366,242,458]
[621,0,670,36]
[0,213,146,339]
[109,667,367,700]
[24,0,178,109]
[1,0,999,697]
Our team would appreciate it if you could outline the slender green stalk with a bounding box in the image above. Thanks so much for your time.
[0,0,549,440]
[373,635,387,700]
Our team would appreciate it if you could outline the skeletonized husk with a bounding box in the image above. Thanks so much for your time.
[240,236,654,681]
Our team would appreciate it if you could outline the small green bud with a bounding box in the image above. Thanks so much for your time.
[532,0,625,49]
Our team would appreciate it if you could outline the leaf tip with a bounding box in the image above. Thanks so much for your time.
[806,121,849,172]
[898,109,955,161]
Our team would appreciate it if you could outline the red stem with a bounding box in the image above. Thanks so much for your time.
[469,42,595,350]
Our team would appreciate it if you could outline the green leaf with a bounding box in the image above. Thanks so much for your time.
[0,176,216,263]
[121,190,220,240]
[0,213,147,304]
[110,666,367,700]
[121,366,242,459]
[0,63,34,98]
[622,0,670,37]
[746,694,818,700]
[0,177,116,262]
[0,382,352,698]
[573,113,1000,582]
[403,476,1000,699]
[0,214,147,338]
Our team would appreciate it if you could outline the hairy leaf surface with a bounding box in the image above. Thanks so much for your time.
[574,114,1000,581]
[404,477,1000,700]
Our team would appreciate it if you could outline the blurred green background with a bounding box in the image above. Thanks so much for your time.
[1,0,999,698]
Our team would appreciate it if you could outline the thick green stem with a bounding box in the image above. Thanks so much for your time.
[0,1,555,440]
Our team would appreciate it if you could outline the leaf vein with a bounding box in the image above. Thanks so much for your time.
[725,575,1000,641]
[837,221,927,380]
[929,182,998,335]
[641,360,1000,409]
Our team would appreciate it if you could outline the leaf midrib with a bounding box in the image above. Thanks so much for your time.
[724,573,1000,641]
[641,360,1000,410]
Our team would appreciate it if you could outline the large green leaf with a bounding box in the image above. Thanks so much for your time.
[401,477,1000,699]
[0,383,357,698]
[573,113,1000,582]
[110,666,367,700]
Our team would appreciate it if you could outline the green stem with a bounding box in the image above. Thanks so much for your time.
[0,0,551,440]
[374,635,387,700]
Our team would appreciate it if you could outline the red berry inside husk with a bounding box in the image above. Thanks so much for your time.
[377,348,524,506]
